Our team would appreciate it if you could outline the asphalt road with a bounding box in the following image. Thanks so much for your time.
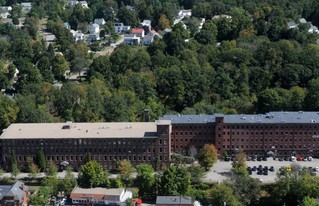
[204,158,319,183]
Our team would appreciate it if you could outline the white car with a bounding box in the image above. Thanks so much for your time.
[308,156,313,161]
[314,167,319,172]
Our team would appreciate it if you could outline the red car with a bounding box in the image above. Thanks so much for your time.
[297,156,303,161]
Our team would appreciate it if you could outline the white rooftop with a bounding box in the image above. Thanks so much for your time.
[71,187,124,196]
[0,121,171,139]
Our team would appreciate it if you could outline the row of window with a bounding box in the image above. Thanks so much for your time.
[223,138,319,142]
[10,154,168,162]
[222,144,319,149]
[171,138,211,143]
[223,131,318,136]
[3,138,158,146]
[223,124,318,129]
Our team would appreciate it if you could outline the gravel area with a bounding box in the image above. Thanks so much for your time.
[203,158,319,183]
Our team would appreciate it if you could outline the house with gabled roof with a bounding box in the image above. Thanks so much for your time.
[94,18,106,26]
[0,181,28,206]
[89,23,100,34]
[79,1,88,8]
[131,28,145,38]
[21,2,32,11]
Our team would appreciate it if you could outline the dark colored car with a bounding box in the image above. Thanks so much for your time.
[263,166,268,171]
[257,157,262,161]
[252,166,257,171]
[284,157,289,161]
[263,170,268,175]
[257,170,263,175]
[224,156,231,162]
[262,156,267,161]
[270,166,275,172]
[279,157,283,161]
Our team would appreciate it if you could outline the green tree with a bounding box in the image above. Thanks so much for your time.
[60,167,77,195]
[78,160,110,188]
[117,160,136,186]
[207,184,242,206]
[0,94,19,131]
[232,149,247,170]
[158,166,190,196]
[305,78,319,110]
[197,144,218,171]
[300,196,319,206]
[36,149,47,172]
[28,162,39,179]
[136,164,155,199]
[10,150,20,178]
[29,186,51,205]
[52,54,69,80]
[257,89,282,113]
[45,160,58,177]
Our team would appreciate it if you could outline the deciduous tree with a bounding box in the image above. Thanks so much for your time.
[197,144,218,171]
[78,160,110,188]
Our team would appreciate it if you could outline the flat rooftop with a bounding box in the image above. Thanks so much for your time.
[161,111,319,124]
[0,121,170,139]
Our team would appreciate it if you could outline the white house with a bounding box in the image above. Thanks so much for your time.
[0,12,10,19]
[308,25,319,33]
[287,21,298,29]
[124,34,141,45]
[94,18,106,26]
[140,19,152,31]
[299,18,307,24]
[79,1,88,8]
[70,30,84,41]
[177,9,192,19]
[114,22,131,33]
[66,0,78,7]
[21,2,32,11]
[70,187,132,206]
[89,23,100,34]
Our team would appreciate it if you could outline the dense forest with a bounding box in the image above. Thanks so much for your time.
[1,0,319,131]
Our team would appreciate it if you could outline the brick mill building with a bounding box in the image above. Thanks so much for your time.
[1,111,319,170]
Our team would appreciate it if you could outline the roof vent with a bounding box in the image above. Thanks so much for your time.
[62,125,71,130]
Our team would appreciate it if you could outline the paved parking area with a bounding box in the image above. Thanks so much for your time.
[203,158,319,183]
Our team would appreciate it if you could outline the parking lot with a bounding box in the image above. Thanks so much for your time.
[204,158,319,183]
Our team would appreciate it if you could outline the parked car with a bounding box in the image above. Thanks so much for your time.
[224,156,231,161]
[284,157,289,161]
[279,157,283,161]
[252,166,257,171]
[257,157,262,161]
[257,170,263,175]
[263,170,268,175]
[262,156,267,161]
[313,167,319,172]
[308,156,313,161]
[270,166,275,172]
[297,156,303,161]
[263,166,268,171]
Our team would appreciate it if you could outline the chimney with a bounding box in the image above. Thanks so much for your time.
[144,109,150,122]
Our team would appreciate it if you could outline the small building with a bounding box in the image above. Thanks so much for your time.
[21,2,32,11]
[308,25,319,33]
[79,1,88,8]
[131,28,145,38]
[124,34,141,45]
[43,34,56,46]
[299,18,307,24]
[70,30,84,41]
[156,196,194,206]
[0,12,10,19]
[177,9,192,18]
[89,23,100,34]
[66,0,78,7]
[143,35,153,45]
[88,33,100,41]
[114,22,131,33]
[64,22,71,29]
[94,18,106,26]
[212,14,232,20]
[139,19,152,31]
[287,21,298,29]
[70,187,132,206]
[0,181,28,206]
